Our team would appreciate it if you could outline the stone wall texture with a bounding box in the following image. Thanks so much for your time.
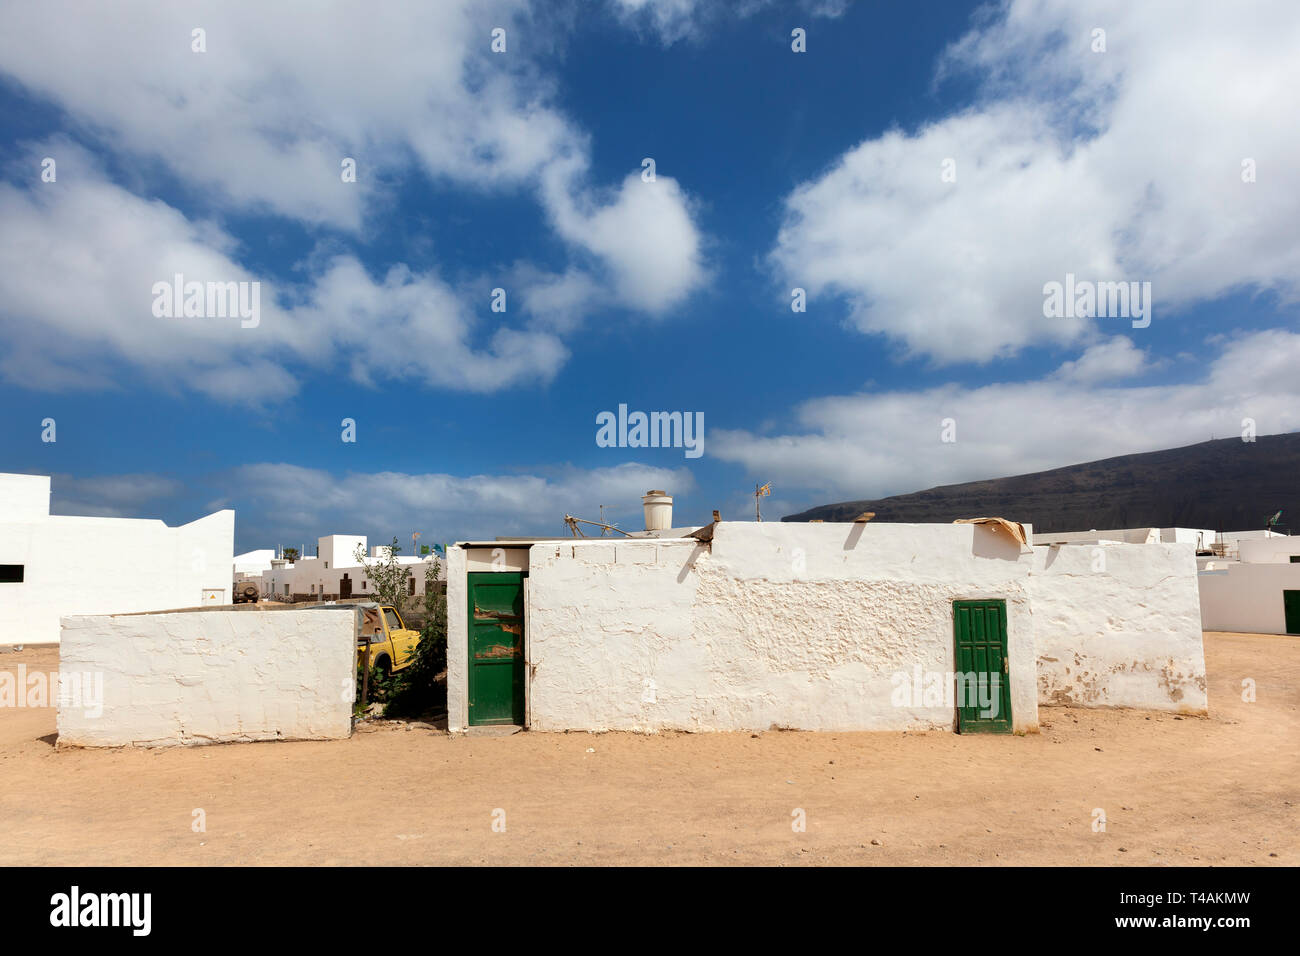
[58,608,356,747]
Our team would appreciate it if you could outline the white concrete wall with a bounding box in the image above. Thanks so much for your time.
[1198,562,1300,634]
[319,534,366,569]
[57,608,356,747]
[446,545,470,731]
[1029,542,1207,713]
[516,522,1040,734]
[1034,528,1160,545]
[1219,529,1284,544]
[1238,536,1300,564]
[0,507,235,646]
[447,523,1210,732]
[1033,527,1215,549]
[233,549,275,575]
[1159,528,1217,549]
[1,473,52,520]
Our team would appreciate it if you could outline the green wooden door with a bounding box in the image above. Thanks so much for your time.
[952,599,1013,734]
[1284,590,1300,635]
[467,572,525,725]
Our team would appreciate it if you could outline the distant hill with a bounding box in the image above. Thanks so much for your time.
[783,433,1300,534]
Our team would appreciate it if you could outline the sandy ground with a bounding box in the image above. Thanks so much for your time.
[0,632,1296,866]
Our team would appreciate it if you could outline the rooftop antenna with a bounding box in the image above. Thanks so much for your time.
[565,514,634,538]
[755,482,772,522]
[598,505,617,537]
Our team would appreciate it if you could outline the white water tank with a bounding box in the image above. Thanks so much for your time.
[642,491,673,531]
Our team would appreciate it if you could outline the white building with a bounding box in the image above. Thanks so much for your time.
[241,533,445,602]
[1198,535,1300,635]
[0,473,234,646]
[1033,527,1217,549]
[446,494,1207,734]
[234,548,275,576]
[1033,524,1300,635]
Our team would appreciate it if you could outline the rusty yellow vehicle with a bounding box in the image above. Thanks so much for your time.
[358,603,421,676]
[306,601,420,677]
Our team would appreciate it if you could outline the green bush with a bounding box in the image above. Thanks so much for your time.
[379,557,448,719]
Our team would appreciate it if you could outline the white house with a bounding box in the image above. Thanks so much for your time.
[1198,535,1300,635]
[242,533,444,602]
[445,493,1207,734]
[0,473,235,646]
[1032,524,1300,635]
[233,548,275,576]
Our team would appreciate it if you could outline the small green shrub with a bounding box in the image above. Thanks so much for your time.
[380,557,447,719]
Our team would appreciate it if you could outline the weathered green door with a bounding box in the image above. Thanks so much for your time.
[467,572,525,726]
[952,599,1013,734]
[1284,590,1300,635]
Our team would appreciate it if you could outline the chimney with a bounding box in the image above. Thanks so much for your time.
[642,490,673,531]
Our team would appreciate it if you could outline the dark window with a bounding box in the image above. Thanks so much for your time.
[1290,555,1300,564]
[0,565,24,583]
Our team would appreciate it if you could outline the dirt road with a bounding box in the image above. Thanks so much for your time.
[1,632,1296,865]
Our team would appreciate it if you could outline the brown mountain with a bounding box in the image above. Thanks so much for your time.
[783,433,1300,534]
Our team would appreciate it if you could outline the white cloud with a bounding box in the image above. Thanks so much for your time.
[711,329,1300,502]
[0,148,566,401]
[540,170,708,315]
[1052,336,1148,384]
[226,461,698,542]
[770,0,1300,363]
[48,473,185,518]
[607,0,851,45]
[0,1,560,228]
[0,2,710,397]
[608,0,707,43]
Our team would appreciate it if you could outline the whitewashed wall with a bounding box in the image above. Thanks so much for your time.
[1034,527,1161,545]
[0,476,235,646]
[1,473,52,519]
[57,608,355,747]
[446,544,469,731]
[1238,537,1300,564]
[1198,562,1300,634]
[1032,527,1216,549]
[447,523,1210,733]
[518,522,1041,734]
[234,548,275,575]
[1028,543,1207,712]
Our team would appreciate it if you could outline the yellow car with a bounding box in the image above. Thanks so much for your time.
[356,603,421,676]
[308,601,421,677]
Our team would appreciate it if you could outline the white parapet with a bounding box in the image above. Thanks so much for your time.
[57,608,356,747]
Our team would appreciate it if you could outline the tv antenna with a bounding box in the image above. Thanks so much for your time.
[598,505,618,537]
[755,482,772,521]
[565,514,634,538]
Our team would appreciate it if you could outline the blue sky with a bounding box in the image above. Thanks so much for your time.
[1,0,1298,552]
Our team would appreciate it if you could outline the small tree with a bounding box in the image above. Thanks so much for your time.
[381,555,448,718]
[282,547,300,563]
[354,537,410,616]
